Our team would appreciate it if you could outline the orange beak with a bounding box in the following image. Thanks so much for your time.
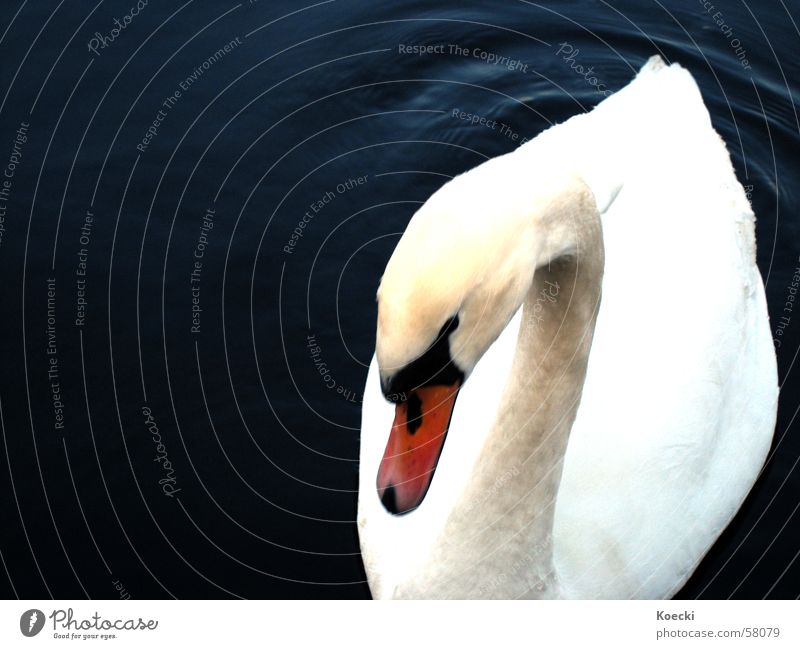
[376,383,460,514]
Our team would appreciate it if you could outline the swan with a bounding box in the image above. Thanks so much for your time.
[357,56,779,599]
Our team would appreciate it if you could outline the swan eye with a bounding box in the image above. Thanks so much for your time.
[381,314,463,401]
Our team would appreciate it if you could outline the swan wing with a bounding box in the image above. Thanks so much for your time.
[553,58,778,598]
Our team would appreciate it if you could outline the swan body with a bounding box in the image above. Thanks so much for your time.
[357,56,778,599]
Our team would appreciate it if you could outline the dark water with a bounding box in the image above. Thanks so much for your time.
[0,0,797,599]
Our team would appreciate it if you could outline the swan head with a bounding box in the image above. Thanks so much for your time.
[374,177,538,515]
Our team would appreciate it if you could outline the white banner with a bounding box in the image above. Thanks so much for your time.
[0,600,797,648]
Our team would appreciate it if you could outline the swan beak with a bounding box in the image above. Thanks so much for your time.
[377,382,460,515]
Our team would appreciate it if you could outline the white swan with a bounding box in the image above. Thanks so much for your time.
[357,56,778,599]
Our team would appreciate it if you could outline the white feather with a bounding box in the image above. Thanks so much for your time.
[358,56,778,599]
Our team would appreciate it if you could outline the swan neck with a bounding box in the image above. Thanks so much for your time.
[472,179,605,596]
[398,176,604,598]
